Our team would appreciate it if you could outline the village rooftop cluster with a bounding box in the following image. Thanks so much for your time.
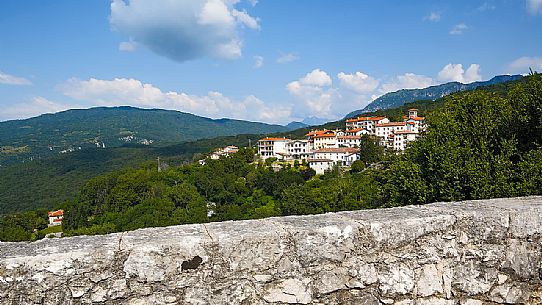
[256,109,426,174]
[207,109,426,175]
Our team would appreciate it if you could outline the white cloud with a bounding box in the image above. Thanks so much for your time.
[298,69,332,87]
[449,23,468,35]
[287,69,336,118]
[425,12,441,22]
[60,77,292,124]
[232,9,260,30]
[0,71,32,85]
[380,73,434,94]
[253,55,264,69]
[0,97,70,121]
[276,53,300,64]
[438,63,482,83]
[507,56,542,74]
[109,0,260,62]
[527,0,542,14]
[337,72,379,94]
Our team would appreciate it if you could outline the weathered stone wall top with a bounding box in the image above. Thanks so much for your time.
[1,196,542,304]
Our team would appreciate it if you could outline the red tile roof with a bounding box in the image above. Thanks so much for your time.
[48,210,64,217]
[258,137,290,141]
[346,116,387,123]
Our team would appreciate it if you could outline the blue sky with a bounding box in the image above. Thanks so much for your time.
[1,0,541,124]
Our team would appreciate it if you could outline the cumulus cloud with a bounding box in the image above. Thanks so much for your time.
[425,12,441,22]
[276,53,300,64]
[527,0,542,14]
[380,73,434,94]
[109,0,260,62]
[287,69,336,118]
[438,63,482,83]
[0,71,32,85]
[337,72,379,94]
[0,97,70,121]
[60,77,292,124]
[507,56,542,74]
[449,23,468,35]
[253,55,264,69]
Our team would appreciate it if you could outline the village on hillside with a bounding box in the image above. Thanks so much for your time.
[206,109,426,174]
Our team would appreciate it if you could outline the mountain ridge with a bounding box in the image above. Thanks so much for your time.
[345,74,523,118]
[0,106,289,167]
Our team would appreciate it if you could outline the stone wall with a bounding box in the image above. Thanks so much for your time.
[1,197,542,304]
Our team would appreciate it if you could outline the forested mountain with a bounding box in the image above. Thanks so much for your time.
[0,74,530,216]
[1,73,541,241]
[0,106,289,167]
[0,134,262,214]
[345,74,523,118]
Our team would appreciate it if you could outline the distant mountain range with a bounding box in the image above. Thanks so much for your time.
[0,106,290,167]
[345,75,523,118]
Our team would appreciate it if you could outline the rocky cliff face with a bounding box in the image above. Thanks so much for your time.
[1,197,542,304]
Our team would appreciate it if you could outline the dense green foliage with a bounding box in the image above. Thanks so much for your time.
[0,134,263,214]
[57,148,380,236]
[380,73,542,205]
[1,74,541,242]
[345,74,523,118]
[0,106,289,166]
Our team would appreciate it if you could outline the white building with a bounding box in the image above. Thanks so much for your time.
[337,135,362,147]
[346,116,389,134]
[307,147,360,174]
[210,145,239,159]
[308,159,334,175]
[392,131,419,151]
[403,108,426,133]
[48,210,64,227]
[286,139,312,160]
[312,147,360,166]
[258,137,290,159]
[345,128,369,137]
[375,122,412,137]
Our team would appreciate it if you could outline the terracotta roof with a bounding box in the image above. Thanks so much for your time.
[346,116,387,122]
[376,122,407,127]
[313,134,336,138]
[305,129,334,137]
[314,148,359,153]
[53,218,63,222]
[48,210,64,217]
[346,127,366,132]
[258,137,290,141]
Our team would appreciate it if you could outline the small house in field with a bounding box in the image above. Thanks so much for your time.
[48,209,64,227]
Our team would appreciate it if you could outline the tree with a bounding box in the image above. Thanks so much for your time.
[358,135,385,166]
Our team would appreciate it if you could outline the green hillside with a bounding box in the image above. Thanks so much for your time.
[0,75,531,216]
[0,134,263,214]
[0,106,289,167]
